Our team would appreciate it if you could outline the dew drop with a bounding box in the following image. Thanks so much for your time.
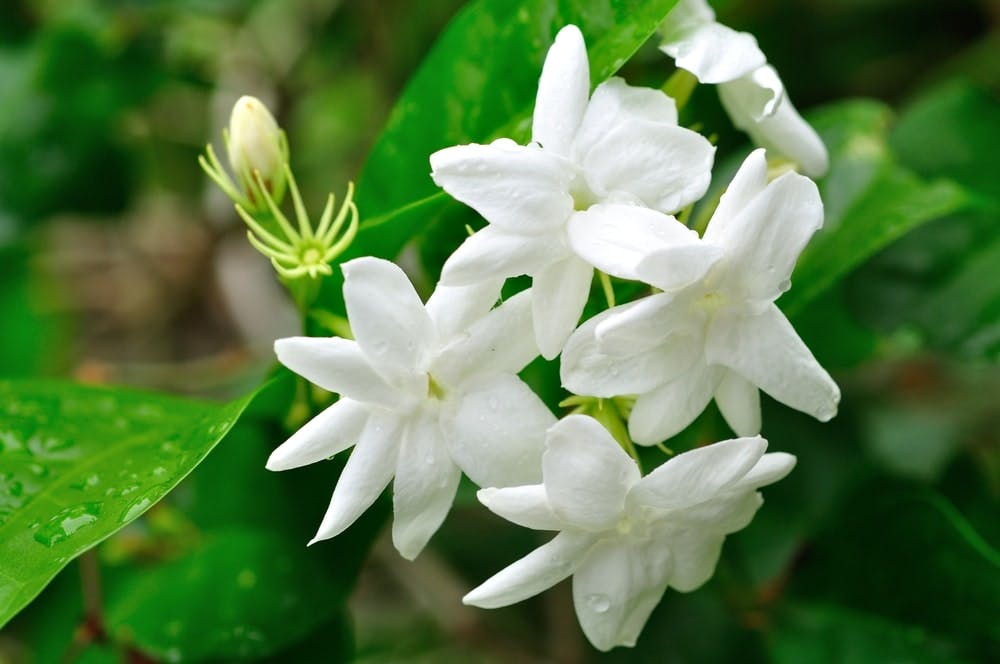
[585,593,611,613]
[120,496,154,523]
[33,502,101,547]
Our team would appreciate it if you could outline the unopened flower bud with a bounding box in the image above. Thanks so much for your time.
[226,96,288,206]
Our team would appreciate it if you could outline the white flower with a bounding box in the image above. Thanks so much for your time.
[430,24,715,359]
[561,149,840,445]
[659,0,829,177]
[464,414,795,651]
[267,257,554,559]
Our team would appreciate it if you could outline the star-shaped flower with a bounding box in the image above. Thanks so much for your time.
[464,414,795,651]
[561,149,840,445]
[268,257,554,559]
[431,24,715,359]
[659,0,828,177]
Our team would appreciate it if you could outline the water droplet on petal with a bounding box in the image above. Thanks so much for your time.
[585,593,611,613]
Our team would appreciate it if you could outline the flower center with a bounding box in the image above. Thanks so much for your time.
[427,374,447,400]
[695,291,727,313]
[569,173,600,211]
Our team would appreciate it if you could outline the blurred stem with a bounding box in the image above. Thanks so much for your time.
[662,68,698,111]
[79,551,104,634]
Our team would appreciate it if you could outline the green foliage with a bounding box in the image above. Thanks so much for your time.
[102,528,351,662]
[781,100,969,318]
[0,381,252,628]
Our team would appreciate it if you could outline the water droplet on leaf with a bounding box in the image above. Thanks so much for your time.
[34,502,101,547]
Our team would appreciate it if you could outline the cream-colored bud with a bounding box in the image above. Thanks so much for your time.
[227,96,287,203]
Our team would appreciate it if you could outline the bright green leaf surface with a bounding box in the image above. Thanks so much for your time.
[103,528,351,662]
[0,381,253,628]
[352,0,680,260]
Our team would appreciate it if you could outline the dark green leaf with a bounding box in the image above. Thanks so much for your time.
[780,101,968,317]
[770,603,972,664]
[790,484,1000,659]
[103,528,352,662]
[0,381,253,628]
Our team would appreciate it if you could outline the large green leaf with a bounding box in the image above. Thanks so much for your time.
[0,380,253,628]
[780,100,969,318]
[351,0,681,261]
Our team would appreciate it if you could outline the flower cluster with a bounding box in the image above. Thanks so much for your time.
[264,10,838,652]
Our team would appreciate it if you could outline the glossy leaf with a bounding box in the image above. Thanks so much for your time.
[352,0,681,261]
[104,528,352,662]
[0,380,253,628]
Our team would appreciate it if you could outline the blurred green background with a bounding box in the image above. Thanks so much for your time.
[0,0,998,662]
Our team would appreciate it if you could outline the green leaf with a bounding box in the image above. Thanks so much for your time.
[352,0,681,261]
[780,100,969,318]
[0,380,253,628]
[770,603,972,664]
[103,528,353,662]
[891,80,1000,208]
[790,483,1000,659]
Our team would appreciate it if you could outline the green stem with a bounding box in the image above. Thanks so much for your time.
[661,68,698,112]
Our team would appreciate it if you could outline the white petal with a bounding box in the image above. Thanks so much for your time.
[595,291,703,356]
[714,369,762,436]
[342,257,434,375]
[425,279,504,340]
[532,255,593,360]
[659,0,765,84]
[716,64,784,122]
[543,415,640,531]
[719,66,829,177]
[266,398,369,471]
[442,373,554,488]
[711,169,823,302]
[432,289,537,385]
[391,409,461,560]
[628,362,720,445]
[664,530,725,592]
[561,307,701,398]
[440,225,567,286]
[673,490,764,535]
[463,531,595,608]
[310,414,403,544]
[701,148,769,247]
[631,436,766,510]
[572,538,672,651]
[567,204,720,289]
[581,122,715,214]
[573,78,678,158]
[533,25,590,156]
[430,140,574,234]
[274,337,406,408]
[706,305,840,422]
[729,451,796,492]
[477,485,562,531]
